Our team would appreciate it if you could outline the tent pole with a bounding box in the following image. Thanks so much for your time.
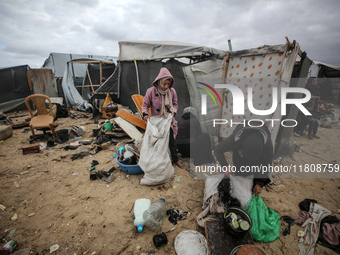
[134,60,141,95]
[85,64,95,93]
[216,51,230,137]
[100,62,103,85]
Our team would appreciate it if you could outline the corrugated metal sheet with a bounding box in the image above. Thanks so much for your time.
[29,69,58,97]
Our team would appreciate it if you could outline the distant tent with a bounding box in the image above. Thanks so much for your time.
[42,52,117,99]
[0,65,58,112]
[61,58,115,111]
[308,61,340,104]
[0,65,31,111]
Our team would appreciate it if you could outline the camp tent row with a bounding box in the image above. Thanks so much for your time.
[1,40,340,157]
[0,53,116,112]
[93,40,306,156]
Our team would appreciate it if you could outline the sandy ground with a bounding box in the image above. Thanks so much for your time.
[0,107,339,255]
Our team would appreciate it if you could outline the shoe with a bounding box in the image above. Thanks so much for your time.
[312,134,320,139]
[308,134,313,140]
[175,161,185,169]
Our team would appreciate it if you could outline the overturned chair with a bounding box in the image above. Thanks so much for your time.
[25,94,57,140]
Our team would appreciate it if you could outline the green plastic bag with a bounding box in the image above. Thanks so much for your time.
[244,194,281,242]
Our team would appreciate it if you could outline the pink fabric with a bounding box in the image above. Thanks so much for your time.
[142,68,178,137]
[293,211,311,225]
[323,222,340,246]
[152,67,174,87]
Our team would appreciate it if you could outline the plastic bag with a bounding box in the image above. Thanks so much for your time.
[244,194,280,242]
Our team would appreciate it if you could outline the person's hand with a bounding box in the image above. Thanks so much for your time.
[254,184,262,195]
[143,115,149,121]
[171,111,175,116]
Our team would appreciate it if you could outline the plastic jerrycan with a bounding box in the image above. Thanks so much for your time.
[143,198,167,230]
[134,198,151,232]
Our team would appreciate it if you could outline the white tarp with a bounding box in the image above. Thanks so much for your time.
[184,43,300,150]
[42,52,117,78]
[61,63,92,111]
[118,41,225,61]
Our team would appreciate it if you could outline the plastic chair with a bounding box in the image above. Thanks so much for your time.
[25,94,57,139]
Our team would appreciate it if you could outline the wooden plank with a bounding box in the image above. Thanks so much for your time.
[85,64,95,93]
[204,220,253,255]
[22,143,40,155]
[216,52,229,136]
[113,117,143,141]
[116,109,146,130]
[131,94,150,119]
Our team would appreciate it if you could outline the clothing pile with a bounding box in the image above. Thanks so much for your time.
[293,199,340,254]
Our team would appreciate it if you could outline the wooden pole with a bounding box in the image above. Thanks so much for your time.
[85,64,95,93]
[100,61,103,85]
[216,52,230,136]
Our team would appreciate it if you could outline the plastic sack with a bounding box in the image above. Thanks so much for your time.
[139,115,174,185]
[244,194,281,242]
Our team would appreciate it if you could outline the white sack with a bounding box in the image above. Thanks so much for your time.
[202,174,224,209]
[230,175,253,209]
[139,115,174,185]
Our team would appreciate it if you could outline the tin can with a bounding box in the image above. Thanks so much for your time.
[226,213,239,230]
[0,240,17,254]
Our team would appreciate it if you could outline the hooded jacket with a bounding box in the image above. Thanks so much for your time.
[142,68,178,137]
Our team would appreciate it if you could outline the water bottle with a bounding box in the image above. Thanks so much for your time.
[134,198,151,232]
[143,198,167,230]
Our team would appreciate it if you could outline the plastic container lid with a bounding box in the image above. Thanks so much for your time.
[137,224,143,232]
[174,230,208,255]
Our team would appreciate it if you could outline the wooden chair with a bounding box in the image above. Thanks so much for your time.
[25,94,57,139]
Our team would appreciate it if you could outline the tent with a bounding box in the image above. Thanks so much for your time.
[95,40,309,157]
[307,61,340,104]
[94,40,225,119]
[0,65,58,112]
[61,58,115,110]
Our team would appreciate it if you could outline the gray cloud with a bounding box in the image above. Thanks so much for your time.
[0,0,339,68]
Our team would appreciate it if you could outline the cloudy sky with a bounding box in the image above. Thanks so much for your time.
[0,0,339,68]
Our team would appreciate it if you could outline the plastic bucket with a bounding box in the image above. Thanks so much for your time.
[113,154,143,175]
[56,129,69,142]
[104,123,113,131]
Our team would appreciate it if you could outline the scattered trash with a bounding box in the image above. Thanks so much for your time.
[90,171,115,183]
[49,244,59,254]
[0,240,18,254]
[153,227,176,247]
[28,213,35,217]
[72,172,80,176]
[11,213,18,221]
[281,216,295,236]
[14,181,19,188]
[297,230,305,237]
[20,171,29,175]
[134,198,151,232]
[5,229,16,243]
[166,208,188,225]
[0,204,6,211]
[293,141,303,152]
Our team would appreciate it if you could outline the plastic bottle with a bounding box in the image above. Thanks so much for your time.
[143,198,167,230]
[134,198,151,232]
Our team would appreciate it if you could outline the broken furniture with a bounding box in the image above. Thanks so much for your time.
[25,94,57,140]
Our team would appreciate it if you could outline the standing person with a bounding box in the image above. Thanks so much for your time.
[214,121,273,197]
[176,107,214,165]
[142,67,185,169]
